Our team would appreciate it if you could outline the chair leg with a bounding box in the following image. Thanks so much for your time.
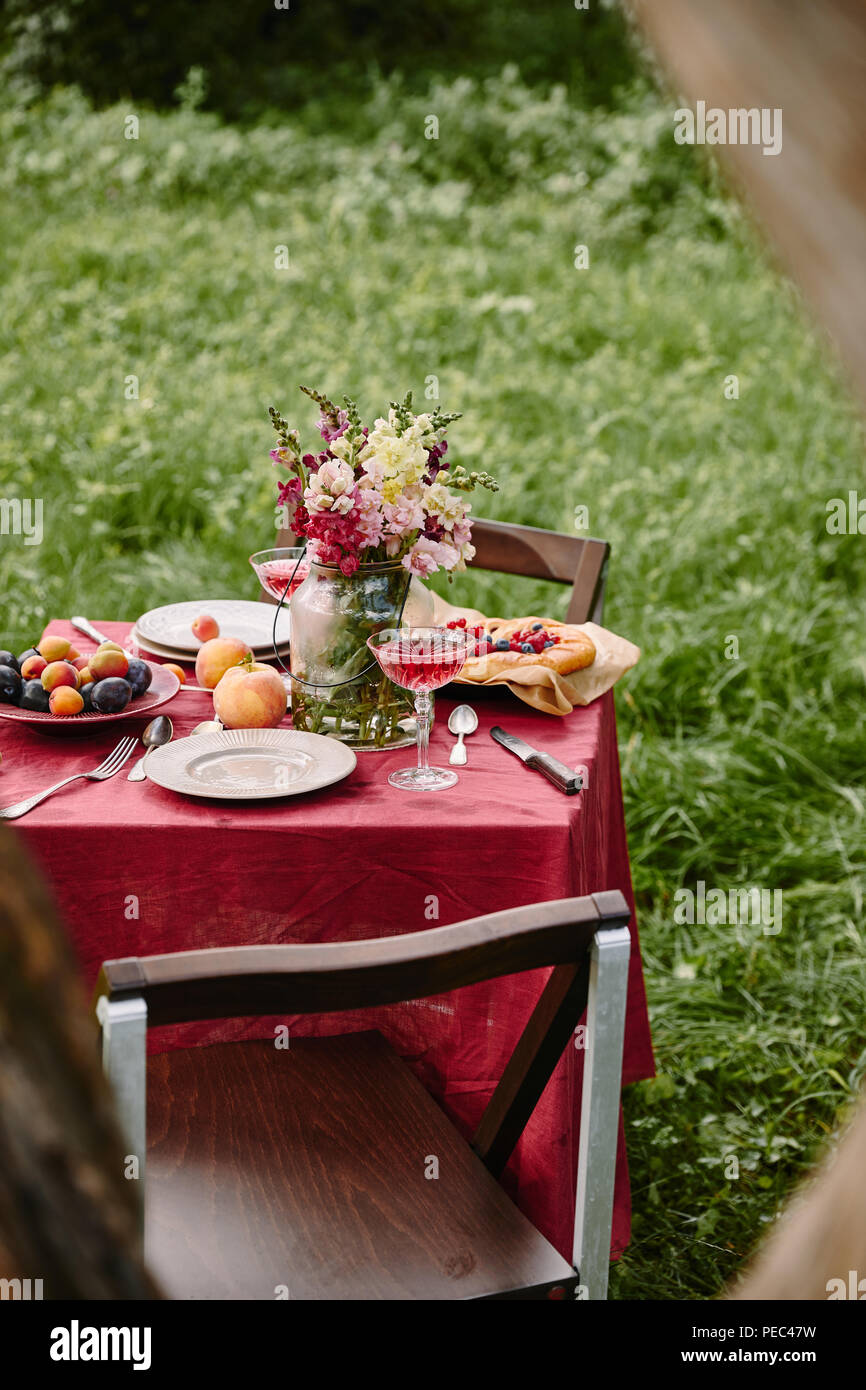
[95,993,148,1240]
[572,925,631,1299]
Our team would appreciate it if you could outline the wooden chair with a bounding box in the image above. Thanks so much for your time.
[466,519,610,624]
[268,518,610,624]
[94,892,631,1301]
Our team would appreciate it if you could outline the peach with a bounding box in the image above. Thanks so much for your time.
[21,654,48,680]
[41,660,79,692]
[195,636,252,690]
[89,648,129,681]
[213,660,287,730]
[192,614,220,642]
[38,635,71,662]
[163,663,186,684]
[49,686,84,716]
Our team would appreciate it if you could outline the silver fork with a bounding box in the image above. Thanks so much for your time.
[0,736,139,820]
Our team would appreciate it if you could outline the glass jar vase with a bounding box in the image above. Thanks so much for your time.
[289,559,434,749]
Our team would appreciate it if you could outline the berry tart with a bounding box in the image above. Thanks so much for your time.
[445,617,596,678]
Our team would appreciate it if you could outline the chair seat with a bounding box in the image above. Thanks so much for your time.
[145,1031,576,1300]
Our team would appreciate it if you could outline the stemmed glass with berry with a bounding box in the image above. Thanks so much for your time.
[366,626,472,791]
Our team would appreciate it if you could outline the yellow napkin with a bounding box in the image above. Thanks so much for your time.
[431,593,640,716]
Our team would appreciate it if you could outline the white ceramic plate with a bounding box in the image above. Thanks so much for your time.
[130,626,290,661]
[136,600,291,654]
[144,728,356,800]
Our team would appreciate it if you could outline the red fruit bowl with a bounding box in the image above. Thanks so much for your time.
[0,661,180,729]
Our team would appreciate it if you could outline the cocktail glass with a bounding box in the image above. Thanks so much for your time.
[366,626,471,790]
[249,547,310,606]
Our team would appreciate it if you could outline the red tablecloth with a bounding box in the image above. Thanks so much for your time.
[5,619,653,1262]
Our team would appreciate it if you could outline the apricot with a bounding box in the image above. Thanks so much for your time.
[67,647,80,660]
[195,636,252,690]
[97,640,125,654]
[39,635,71,663]
[77,665,93,686]
[71,655,90,672]
[21,654,48,680]
[49,686,84,716]
[192,614,220,642]
[163,663,186,684]
[89,648,129,681]
[41,660,80,692]
[213,660,287,729]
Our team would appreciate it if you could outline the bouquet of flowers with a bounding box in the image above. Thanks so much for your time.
[266,387,497,750]
[268,387,498,579]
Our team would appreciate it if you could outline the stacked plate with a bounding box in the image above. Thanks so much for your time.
[133,600,290,663]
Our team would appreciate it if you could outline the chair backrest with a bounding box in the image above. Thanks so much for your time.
[266,517,610,624]
[467,519,610,624]
[95,891,629,1177]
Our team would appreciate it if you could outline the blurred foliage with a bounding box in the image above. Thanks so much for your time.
[1,63,865,1299]
[0,0,644,120]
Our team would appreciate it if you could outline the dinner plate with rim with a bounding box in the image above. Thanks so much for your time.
[130,626,290,661]
[144,728,356,800]
[0,661,180,728]
[136,600,290,654]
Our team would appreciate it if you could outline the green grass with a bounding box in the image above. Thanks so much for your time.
[2,72,865,1299]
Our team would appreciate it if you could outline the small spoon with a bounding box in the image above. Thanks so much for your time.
[190,717,223,735]
[448,704,478,765]
[127,715,173,781]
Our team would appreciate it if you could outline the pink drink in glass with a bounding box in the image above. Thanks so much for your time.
[372,634,467,693]
[249,548,309,605]
[367,626,470,791]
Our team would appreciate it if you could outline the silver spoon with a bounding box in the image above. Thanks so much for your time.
[448,704,478,765]
[127,715,173,781]
[190,716,223,735]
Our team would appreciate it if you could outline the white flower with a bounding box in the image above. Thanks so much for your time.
[361,429,428,501]
[327,433,364,465]
[422,481,470,530]
[305,459,357,514]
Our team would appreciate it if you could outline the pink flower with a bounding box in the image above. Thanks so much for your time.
[402,535,452,578]
[276,477,302,508]
[384,494,424,536]
[354,486,385,549]
[318,410,349,442]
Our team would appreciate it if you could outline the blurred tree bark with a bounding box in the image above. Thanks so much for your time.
[630,0,866,1299]
[0,826,159,1298]
[727,1099,866,1300]
[631,0,866,411]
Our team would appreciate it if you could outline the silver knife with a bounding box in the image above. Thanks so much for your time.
[71,616,112,645]
[490,726,583,795]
